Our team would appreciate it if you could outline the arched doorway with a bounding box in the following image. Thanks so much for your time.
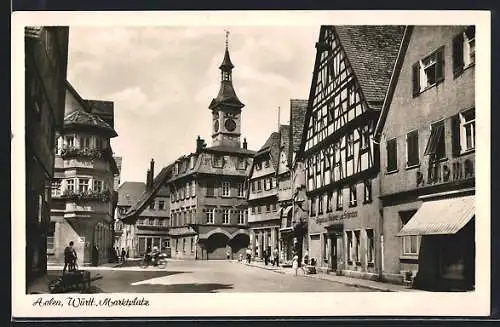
[206,233,230,260]
[229,233,250,260]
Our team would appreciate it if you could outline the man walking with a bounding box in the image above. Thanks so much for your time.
[121,248,126,264]
[273,247,279,267]
[63,241,77,274]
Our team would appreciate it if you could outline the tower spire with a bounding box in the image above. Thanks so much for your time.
[225,30,229,50]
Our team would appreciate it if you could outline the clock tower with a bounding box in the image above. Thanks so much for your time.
[209,32,245,148]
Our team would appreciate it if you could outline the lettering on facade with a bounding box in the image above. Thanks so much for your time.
[416,158,474,187]
[315,210,358,224]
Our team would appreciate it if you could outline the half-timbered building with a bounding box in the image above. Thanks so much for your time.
[298,26,405,279]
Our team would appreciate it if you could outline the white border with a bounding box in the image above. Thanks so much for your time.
[12,10,491,318]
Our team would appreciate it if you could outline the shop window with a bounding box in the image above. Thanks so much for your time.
[346,231,353,264]
[406,130,420,167]
[453,26,475,76]
[336,188,343,210]
[158,200,165,210]
[363,180,372,204]
[424,120,446,160]
[206,208,215,224]
[366,229,375,265]
[386,138,398,172]
[223,209,230,224]
[349,185,357,207]
[413,47,444,96]
[221,182,230,197]
[400,210,420,256]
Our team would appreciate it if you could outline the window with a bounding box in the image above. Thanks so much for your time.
[257,180,262,191]
[271,178,277,189]
[413,47,444,95]
[223,209,230,224]
[237,183,245,197]
[163,219,170,227]
[406,130,419,167]
[264,160,270,168]
[93,180,103,192]
[221,182,230,197]
[206,182,215,196]
[158,200,165,210]
[147,218,154,225]
[186,182,190,197]
[400,210,420,256]
[191,181,196,197]
[453,26,475,76]
[213,155,223,167]
[78,178,89,193]
[95,138,103,149]
[386,138,398,172]
[346,134,354,157]
[363,180,372,203]
[52,179,62,196]
[80,136,90,149]
[65,135,74,148]
[424,120,446,160]
[47,221,55,251]
[206,208,215,224]
[326,191,333,212]
[271,203,277,212]
[460,109,475,152]
[310,197,316,216]
[251,181,256,192]
[349,185,357,207]
[255,162,262,171]
[346,231,353,263]
[257,206,262,214]
[164,239,170,248]
[318,194,324,214]
[266,204,271,212]
[238,210,245,225]
[149,201,155,210]
[336,188,343,210]
[354,230,361,263]
[361,126,370,150]
[366,229,375,264]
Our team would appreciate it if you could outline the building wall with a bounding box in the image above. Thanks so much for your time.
[25,27,69,287]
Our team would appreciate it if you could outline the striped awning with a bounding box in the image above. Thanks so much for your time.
[397,195,475,236]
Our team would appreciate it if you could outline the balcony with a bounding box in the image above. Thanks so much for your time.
[60,146,108,161]
[61,189,112,203]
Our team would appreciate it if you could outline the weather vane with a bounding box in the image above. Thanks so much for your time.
[224,30,230,50]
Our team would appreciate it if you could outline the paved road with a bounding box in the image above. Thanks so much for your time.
[41,260,371,293]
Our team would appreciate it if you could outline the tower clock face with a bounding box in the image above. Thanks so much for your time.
[225,119,236,132]
[214,120,219,132]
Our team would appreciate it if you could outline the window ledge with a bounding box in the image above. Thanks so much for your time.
[400,255,419,260]
[386,169,399,175]
[405,164,420,170]
[459,148,475,156]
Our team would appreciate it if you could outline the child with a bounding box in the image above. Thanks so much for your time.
[292,252,305,276]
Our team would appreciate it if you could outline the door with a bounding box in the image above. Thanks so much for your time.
[146,238,153,253]
[330,235,338,271]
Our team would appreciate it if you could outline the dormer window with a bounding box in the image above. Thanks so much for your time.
[213,155,223,168]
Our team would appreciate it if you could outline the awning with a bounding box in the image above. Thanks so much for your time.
[397,195,475,236]
[424,124,444,156]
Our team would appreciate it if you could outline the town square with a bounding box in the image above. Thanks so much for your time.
[23,23,476,295]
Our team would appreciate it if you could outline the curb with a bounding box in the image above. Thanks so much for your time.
[243,262,401,292]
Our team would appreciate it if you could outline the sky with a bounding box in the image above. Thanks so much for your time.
[67,26,319,183]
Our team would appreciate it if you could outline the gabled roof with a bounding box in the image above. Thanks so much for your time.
[117,182,146,207]
[289,99,308,153]
[253,131,281,176]
[373,26,414,143]
[120,164,174,223]
[334,25,406,105]
[257,132,280,154]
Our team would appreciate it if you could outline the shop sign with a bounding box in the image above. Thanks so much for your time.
[416,157,474,188]
[315,211,358,224]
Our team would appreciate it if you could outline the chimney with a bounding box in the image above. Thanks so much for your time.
[243,138,248,150]
[196,136,205,153]
[146,169,151,189]
[150,158,155,181]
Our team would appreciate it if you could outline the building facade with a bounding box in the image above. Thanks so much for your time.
[167,41,254,260]
[25,26,69,287]
[48,82,119,266]
[297,26,404,279]
[248,130,282,260]
[374,26,475,290]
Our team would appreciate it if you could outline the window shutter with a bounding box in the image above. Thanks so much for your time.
[412,62,420,97]
[451,114,462,157]
[453,33,464,77]
[435,47,445,83]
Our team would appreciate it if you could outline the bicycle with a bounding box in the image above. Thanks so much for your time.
[140,253,167,269]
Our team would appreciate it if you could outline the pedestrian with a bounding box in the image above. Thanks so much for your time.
[226,249,230,260]
[92,245,99,267]
[245,248,251,264]
[263,249,268,266]
[273,247,279,267]
[239,253,243,262]
[121,248,126,264]
[63,241,77,274]
[304,250,309,265]
[292,252,305,276]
